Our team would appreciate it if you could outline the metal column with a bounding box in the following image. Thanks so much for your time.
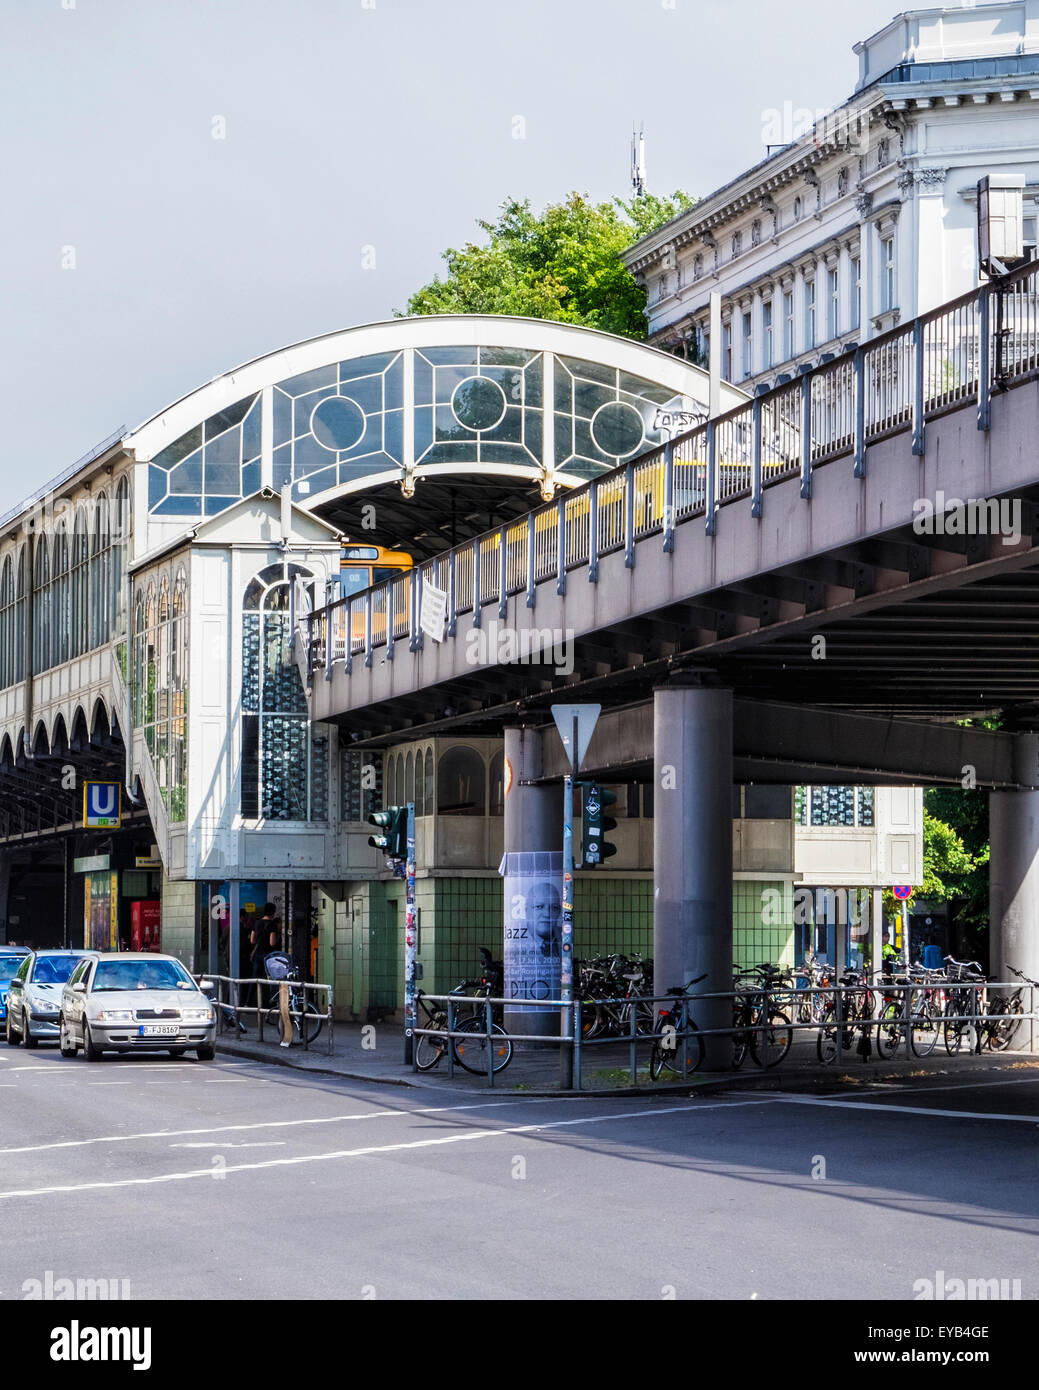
[652,681,733,1070]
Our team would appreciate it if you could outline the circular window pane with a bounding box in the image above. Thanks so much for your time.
[311,395,366,452]
[451,376,506,432]
[590,401,645,458]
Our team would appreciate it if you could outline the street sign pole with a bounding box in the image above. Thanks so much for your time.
[403,802,417,1065]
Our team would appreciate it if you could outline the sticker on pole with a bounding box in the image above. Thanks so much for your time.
[892,885,913,900]
[550,703,601,773]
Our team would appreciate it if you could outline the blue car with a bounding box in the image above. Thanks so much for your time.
[0,950,30,1025]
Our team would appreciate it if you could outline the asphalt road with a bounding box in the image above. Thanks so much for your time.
[0,1045,1037,1301]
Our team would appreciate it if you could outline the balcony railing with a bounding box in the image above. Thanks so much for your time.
[308,261,1039,678]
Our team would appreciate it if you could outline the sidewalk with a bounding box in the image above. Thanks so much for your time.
[215,1021,1039,1097]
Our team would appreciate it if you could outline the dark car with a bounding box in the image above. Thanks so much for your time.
[6,950,93,1047]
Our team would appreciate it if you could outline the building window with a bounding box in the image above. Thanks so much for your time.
[240,563,326,822]
[741,311,753,378]
[52,525,70,666]
[783,291,794,360]
[70,508,89,660]
[877,137,889,168]
[722,321,733,381]
[851,256,861,330]
[793,196,803,222]
[437,747,485,815]
[804,278,816,349]
[827,266,839,340]
[32,539,51,674]
[762,300,774,369]
[800,786,875,827]
[881,235,896,311]
[341,748,383,822]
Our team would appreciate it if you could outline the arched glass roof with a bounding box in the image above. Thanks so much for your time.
[125,315,745,531]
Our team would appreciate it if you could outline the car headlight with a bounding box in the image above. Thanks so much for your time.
[182,1007,214,1022]
[93,1009,134,1022]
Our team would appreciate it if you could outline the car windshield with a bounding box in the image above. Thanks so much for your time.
[32,956,85,985]
[91,959,195,993]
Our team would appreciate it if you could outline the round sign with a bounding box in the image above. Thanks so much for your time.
[893,885,913,900]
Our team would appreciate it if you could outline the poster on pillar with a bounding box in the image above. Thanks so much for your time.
[500,851,564,1022]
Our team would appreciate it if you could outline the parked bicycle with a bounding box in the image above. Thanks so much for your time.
[262,952,324,1046]
[413,952,512,1075]
[732,963,793,1069]
[648,974,707,1079]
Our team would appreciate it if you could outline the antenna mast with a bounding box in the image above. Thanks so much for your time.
[631,123,646,197]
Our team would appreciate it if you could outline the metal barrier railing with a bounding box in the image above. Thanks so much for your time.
[196,973,334,1056]
[307,261,1039,680]
[409,980,1037,1090]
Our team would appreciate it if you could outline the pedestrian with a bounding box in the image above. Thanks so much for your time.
[250,903,276,1007]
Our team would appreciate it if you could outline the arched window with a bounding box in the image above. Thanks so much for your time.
[33,537,51,674]
[169,571,188,821]
[132,589,146,728]
[423,748,434,815]
[437,746,485,816]
[53,525,70,665]
[89,493,109,650]
[241,563,324,821]
[71,508,89,659]
[0,557,11,688]
[112,476,131,645]
[489,748,504,817]
[404,750,415,807]
[13,547,25,684]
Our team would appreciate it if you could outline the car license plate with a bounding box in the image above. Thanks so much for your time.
[139,1024,179,1037]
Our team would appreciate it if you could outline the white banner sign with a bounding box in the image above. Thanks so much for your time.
[420,578,447,643]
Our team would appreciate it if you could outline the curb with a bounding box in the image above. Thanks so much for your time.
[214,1039,419,1087]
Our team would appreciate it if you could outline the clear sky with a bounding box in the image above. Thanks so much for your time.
[0,0,904,510]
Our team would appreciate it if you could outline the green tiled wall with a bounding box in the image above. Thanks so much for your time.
[331,874,796,1016]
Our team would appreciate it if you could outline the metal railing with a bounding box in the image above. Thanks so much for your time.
[198,973,334,1055]
[309,261,1039,678]
[409,979,1037,1090]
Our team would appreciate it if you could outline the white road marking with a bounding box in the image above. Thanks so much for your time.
[0,1101,770,1201]
[170,1142,287,1149]
[769,1095,1039,1124]
[0,1099,569,1156]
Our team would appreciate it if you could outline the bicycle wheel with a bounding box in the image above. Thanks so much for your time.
[302,1000,323,1045]
[414,1028,446,1071]
[910,1004,939,1058]
[987,998,1023,1052]
[944,998,969,1055]
[750,1011,792,1068]
[816,1002,838,1064]
[651,1022,705,1079]
[452,1017,513,1074]
[875,1001,903,1059]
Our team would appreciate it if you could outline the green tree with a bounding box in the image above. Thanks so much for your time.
[402,191,695,340]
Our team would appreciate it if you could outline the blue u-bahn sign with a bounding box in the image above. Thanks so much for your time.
[83,781,122,829]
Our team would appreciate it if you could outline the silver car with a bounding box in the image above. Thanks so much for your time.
[60,952,217,1061]
[6,950,93,1047]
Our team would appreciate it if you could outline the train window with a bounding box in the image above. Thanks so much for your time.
[343,547,380,561]
[372,567,402,584]
[340,568,371,596]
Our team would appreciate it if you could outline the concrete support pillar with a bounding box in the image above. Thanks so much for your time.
[990,782,1039,994]
[653,683,733,1068]
[502,725,563,1039]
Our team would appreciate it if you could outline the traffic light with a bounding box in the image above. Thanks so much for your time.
[582,784,617,867]
[368,806,408,860]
